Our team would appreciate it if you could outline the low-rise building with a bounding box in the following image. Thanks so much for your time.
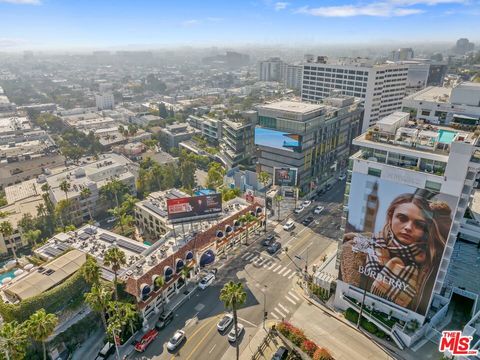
[159,123,200,149]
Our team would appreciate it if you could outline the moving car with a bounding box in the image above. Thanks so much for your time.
[267,241,281,254]
[271,346,289,360]
[155,310,174,330]
[134,329,158,352]
[293,205,305,214]
[314,206,325,214]
[167,330,186,351]
[262,233,276,246]
[302,216,314,226]
[228,323,245,342]
[199,273,215,290]
[217,313,234,332]
[302,200,312,207]
[95,342,115,360]
[283,220,295,231]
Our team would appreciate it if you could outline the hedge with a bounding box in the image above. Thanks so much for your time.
[0,267,88,322]
[344,308,387,339]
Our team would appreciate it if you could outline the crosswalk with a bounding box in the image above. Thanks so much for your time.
[241,251,297,279]
[269,289,302,320]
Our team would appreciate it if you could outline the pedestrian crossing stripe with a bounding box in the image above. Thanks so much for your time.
[288,272,295,279]
[277,267,288,275]
[282,269,291,277]
[274,307,287,318]
[244,253,255,260]
[272,265,283,272]
[288,291,300,301]
[285,295,297,305]
[242,252,251,259]
[271,312,280,320]
[277,303,289,313]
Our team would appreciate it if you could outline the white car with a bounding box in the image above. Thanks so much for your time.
[293,206,304,214]
[283,220,295,231]
[314,206,325,214]
[217,313,234,332]
[302,200,312,207]
[227,323,245,342]
[166,330,185,351]
[198,273,215,290]
[338,174,347,181]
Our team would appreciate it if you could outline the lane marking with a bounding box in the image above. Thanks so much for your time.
[237,316,258,327]
[271,312,280,320]
[288,272,296,279]
[249,255,259,263]
[242,252,252,259]
[272,265,283,273]
[255,258,266,266]
[278,303,289,313]
[285,295,297,305]
[209,344,217,354]
[288,291,300,301]
[282,269,292,277]
[277,267,287,276]
[183,317,221,360]
[274,307,286,318]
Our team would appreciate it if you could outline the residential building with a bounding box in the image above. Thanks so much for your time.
[219,117,254,168]
[282,64,303,90]
[255,96,363,194]
[95,93,115,110]
[159,123,200,149]
[334,112,480,351]
[301,58,408,131]
[402,82,480,126]
[454,38,475,55]
[391,48,414,61]
[131,114,162,127]
[187,115,222,143]
[0,87,16,114]
[258,57,284,82]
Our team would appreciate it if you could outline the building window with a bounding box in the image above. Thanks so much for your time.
[425,180,441,193]
[368,167,382,177]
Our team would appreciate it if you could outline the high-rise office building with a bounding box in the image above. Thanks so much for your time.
[258,57,283,82]
[391,48,414,61]
[301,58,408,132]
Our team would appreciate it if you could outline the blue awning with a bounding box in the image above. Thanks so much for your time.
[164,266,173,281]
[225,225,233,234]
[185,251,194,261]
[199,250,215,268]
[176,259,185,272]
[216,230,224,238]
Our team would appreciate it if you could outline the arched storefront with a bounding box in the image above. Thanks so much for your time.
[199,249,215,268]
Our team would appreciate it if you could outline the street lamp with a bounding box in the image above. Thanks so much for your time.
[262,285,268,330]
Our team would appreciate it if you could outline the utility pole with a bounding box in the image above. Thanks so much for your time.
[262,285,268,330]
[357,274,368,329]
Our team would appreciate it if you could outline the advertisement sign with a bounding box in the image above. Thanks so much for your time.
[255,128,302,153]
[245,189,255,203]
[274,167,298,187]
[339,173,457,315]
[167,194,222,220]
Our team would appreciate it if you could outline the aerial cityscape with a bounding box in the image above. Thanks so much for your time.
[0,1,479,359]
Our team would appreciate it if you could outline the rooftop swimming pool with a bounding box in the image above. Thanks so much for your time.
[438,129,457,144]
[0,270,16,283]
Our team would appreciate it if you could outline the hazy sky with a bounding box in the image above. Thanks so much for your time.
[0,0,479,50]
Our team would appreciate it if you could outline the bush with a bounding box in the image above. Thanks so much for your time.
[344,308,359,323]
[301,339,318,357]
[289,327,307,347]
[360,318,378,334]
[313,347,334,360]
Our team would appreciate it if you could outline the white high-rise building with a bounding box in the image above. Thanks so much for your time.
[95,93,115,110]
[282,64,302,90]
[258,57,283,82]
[301,59,408,132]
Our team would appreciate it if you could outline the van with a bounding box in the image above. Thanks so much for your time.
[95,342,114,360]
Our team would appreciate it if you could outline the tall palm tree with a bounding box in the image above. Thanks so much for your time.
[258,171,270,232]
[84,284,112,331]
[24,229,41,248]
[26,309,58,360]
[240,213,256,245]
[0,320,28,360]
[0,221,18,264]
[104,247,127,301]
[36,203,46,218]
[180,264,193,284]
[274,194,284,221]
[81,256,101,286]
[220,282,247,360]
[59,179,71,200]
[40,183,51,194]
[120,302,138,337]
[80,187,93,221]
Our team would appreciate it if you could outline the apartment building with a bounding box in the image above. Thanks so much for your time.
[187,115,222,144]
[301,58,408,132]
[334,111,480,352]
[159,123,200,149]
[219,118,254,168]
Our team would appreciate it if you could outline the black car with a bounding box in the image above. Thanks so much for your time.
[155,310,174,330]
[325,183,332,191]
[267,241,281,254]
[271,346,288,360]
[302,216,314,226]
[262,233,275,246]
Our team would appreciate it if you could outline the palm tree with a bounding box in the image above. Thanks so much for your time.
[220,282,247,360]
[104,247,127,301]
[40,183,51,194]
[80,187,93,221]
[24,229,41,247]
[258,171,270,232]
[274,194,284,221]
[26,309,58,360]
[240,213,256,245]
[120,302,138,338]
[102,179,124,208]
[180,264,193,284]
[0,221,18,264]
[36,203,46,218]
[293,186,299,209]
[59,179,71,200]
[84,284,112,331]
[0,320,28,360]
[81,256,101,286]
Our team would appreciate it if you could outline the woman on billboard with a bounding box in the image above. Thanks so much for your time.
[341,188,452,313]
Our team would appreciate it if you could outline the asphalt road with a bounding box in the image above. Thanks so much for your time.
[129,182,346,360]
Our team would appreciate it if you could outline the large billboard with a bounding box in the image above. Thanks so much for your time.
[339,173,457,315]
[255,128,302,153]
[167,194,222,221]
[274,167,298,187]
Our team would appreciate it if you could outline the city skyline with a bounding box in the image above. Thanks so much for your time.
[0,0,479,50]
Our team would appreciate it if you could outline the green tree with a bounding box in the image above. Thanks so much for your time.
[158,102,168,118]
[0,320,28,360]
[180,159,196,190]
[24,229,42,247]
[274,194,284,221]
[104,248,127,301]
[26,309,58,360]
[84,284,112,331]
[59,179,71,201]
[220,282,247,360]
[0,221,17,264]
[101,179,126,208]
[258,171,270,232]
[206,163,225,190]
[240,213,257,245]
[81,256,101,286]
[80,187,93,221]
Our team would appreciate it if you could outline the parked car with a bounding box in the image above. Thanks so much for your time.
[95,342,115,360]
[262,233,276,246]
[228,323,245,342]
[198,273,215,290]
[272,346,289,360]
[283,220,295,231]
[267,241,281,254]
[167,330,186,351]
[293,206,305,214]
[338,174,347,181]
[302,200,312,207]
[313,206,325,214]
[302,216,314,226]
[134,329,158,352]
[155,310,174,330]
[325,183,332,191]
[217,313,234,332]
